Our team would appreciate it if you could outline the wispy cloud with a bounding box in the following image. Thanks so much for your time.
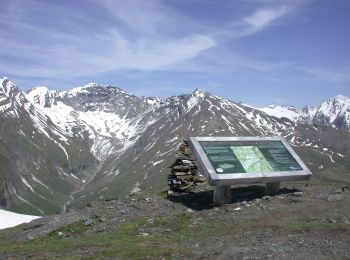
[298,67,350,83]
[0,0,215,80]
[242,6,290,33]
[1,0,347,102]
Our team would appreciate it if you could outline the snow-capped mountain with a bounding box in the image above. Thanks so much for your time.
[256,104,301,122]
[255,95,350,131]
[1,77,350,215]
[313,95,350,130]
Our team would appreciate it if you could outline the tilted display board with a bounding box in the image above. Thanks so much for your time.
[189,137,312,186]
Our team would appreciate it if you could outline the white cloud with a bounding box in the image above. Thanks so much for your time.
[0,0,215,79]
[98,0,172,35]
[242,6,290,32]
[2,0,336,91]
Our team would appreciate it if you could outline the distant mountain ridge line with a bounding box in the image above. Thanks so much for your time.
[255,95,350,131]
[2,76,349,115]
[1,76,350,215]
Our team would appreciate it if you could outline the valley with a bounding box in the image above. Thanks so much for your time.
[0,77,349,215]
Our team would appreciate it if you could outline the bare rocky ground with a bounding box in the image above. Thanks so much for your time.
[0,182,350,259]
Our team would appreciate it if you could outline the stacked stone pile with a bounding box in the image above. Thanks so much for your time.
[168,140,206,193]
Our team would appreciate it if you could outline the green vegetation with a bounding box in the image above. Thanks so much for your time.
[0,213,207,259]
[1,210,349,259]
[279,219,350,231]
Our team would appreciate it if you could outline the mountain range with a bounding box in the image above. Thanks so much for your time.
[1,77,349,215]
[256,95,350,131]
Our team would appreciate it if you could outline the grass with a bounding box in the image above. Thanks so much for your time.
[279,221,350,231]
[1,211,349,259]
[0,213,208,259]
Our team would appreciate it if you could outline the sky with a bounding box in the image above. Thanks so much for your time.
[0,0,349,107]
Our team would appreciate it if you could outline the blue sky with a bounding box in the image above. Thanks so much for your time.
[1,0,349,107]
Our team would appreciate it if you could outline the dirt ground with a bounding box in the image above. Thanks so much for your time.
[0,183,349,259]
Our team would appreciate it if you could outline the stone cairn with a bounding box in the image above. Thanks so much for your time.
[168,140,206,194]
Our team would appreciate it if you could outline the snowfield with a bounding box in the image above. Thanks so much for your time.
[0,209,40,230]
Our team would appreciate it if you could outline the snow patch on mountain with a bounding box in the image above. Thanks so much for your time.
[185,89,206,112]
[257,104,301,121]
[60,82,98,97]
[26,86,58,108]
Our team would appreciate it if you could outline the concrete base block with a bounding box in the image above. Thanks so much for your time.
[265,182,280,196]
[213,185,231,204]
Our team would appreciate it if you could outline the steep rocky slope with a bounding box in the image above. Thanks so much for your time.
[1,77,349,214]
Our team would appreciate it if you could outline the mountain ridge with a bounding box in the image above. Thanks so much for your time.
[1,77,350,215]
[255,95,350,131]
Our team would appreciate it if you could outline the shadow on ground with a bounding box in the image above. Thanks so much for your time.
[167,185,299,211]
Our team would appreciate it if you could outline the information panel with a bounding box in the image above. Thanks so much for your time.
[200,140,302,174]
[189,137,312,185]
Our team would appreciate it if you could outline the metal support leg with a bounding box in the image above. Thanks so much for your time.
[265,182,280,196]
[213,185,231,204]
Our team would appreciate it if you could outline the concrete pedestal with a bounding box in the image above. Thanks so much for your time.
[213,185,231,204]
[265,182,280,196]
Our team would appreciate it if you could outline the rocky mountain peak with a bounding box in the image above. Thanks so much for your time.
[26,86,58,108]
[333,95,349,101]
[313,95,350,130]
[0,77,19,97]
[192,88,208,96]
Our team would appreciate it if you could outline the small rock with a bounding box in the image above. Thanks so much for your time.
[290,197,304,203]
[84,219,93,226]
[99,217,106,222]
[182,159,192,166]
[57,232,63,237]
[167,190,175,196]
[144,197,152,203]
[140,232,149,237]
[147,218,154,224]
[233,207,241,211]
[107,206,114,209]
[186,208,194,214]
[263,196,271,200]
[86,202,94,207]
[329,219,337,224]
[241,201,249,206]
[27,235,34,240]
[129,185,141,196]
[292,191,303,197]
[331,188,343,194]
[165,229,172,232]
[327,194,344,201]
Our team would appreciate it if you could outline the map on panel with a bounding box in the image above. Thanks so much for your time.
[199,140,303,174]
